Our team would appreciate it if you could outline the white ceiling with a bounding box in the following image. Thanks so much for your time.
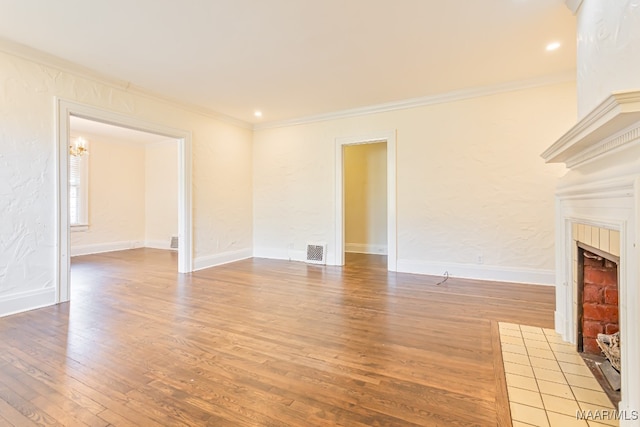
[0,0,576,125]
[70,116,174,145]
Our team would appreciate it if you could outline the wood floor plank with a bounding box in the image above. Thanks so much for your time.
[0,381,64,426]
[491,321,513,427]
[0,249,555,426]
[0,396,38,427]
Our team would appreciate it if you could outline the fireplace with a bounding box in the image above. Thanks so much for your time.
[542,90,640,424]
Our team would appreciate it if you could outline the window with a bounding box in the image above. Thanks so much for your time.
[69,143,89,230]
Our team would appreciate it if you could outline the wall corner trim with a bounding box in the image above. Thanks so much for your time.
[0,37,252,130]
[193,248,253,271]
[253,247,307,263]
[253,72,576,130]
[71,241,145,257]
[396,259,555,286]
[0,288,56,318]
[345,243,388,255]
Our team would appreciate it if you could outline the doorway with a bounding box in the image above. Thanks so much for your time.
[344,142,388,265]
[56,99,193,303]
[335,131,397,271]
[68,116,179,254]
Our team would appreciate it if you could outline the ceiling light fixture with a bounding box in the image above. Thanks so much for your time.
[254,111,263,118]
[69,136,88,157]
[546,42,561,51]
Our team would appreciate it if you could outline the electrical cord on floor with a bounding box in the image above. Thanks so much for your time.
[435,270,449,286]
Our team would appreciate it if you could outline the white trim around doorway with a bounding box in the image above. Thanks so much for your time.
[55,98,193,303]
[335,130,397,271]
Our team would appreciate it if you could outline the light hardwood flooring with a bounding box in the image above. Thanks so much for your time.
[0,249,555,426]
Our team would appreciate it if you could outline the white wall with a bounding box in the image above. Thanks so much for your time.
[576,0,640,118]
[0,48,252,315]
[70,137,146,254]
[254,82,576,284]
[344,143,387,254]
[68,136,180,255]
[145,141,179,249]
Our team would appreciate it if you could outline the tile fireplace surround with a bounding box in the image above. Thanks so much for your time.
[542,90,640,426]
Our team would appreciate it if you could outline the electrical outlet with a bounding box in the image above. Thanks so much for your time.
[477,254,483,264]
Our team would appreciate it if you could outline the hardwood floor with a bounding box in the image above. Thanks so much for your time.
[0,249,555,426]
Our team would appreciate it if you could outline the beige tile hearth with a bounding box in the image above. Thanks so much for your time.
[499,322,619,427]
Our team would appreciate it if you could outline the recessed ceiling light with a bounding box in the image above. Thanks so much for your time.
[254,111,263,118]
[546,42,561,51]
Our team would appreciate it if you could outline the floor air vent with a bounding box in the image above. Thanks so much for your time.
[306,243,327,265]
[170,236,179,249]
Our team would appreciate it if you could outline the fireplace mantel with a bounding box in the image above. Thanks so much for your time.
[542,90,640,168]
[543,90,640,425]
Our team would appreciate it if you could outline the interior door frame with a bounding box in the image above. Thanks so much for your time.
[335,130,397,271]
[55,98,193,303]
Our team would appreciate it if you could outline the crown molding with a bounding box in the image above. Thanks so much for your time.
[0,36,576,134]
[0,37,252,130]
[253,71,576,131]
[541,90,640,167]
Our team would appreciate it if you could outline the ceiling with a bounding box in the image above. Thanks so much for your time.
[70,116,174,145]
[0,1,576,125]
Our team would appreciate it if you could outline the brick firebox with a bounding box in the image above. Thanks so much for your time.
[579,248,619,355]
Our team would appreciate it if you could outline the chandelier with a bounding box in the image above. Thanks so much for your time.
[69,137,88,157]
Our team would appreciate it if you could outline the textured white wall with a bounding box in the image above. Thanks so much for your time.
[0,49,252,309]
[344,143,387,253]
[576,0,640,117]
[254,82,576,283]
[145,141,179,247]
[70,138,146,250]
[68,137,180,254]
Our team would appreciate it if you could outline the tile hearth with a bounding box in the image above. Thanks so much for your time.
[499,322,618,427]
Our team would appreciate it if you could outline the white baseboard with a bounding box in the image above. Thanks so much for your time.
[194,248,253,271]
[555,310,569,342]
[0,287,56,317]
[396,259,555,286]
[253,247,307,262]
[71,240,144,257]
[345,243,388,255]
[144,239,176,251]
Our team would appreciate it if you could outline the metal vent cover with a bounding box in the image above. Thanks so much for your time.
[170,236,179,249]
[306,243,327,265]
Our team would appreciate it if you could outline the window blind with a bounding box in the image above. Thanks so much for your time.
[69,153,87,226]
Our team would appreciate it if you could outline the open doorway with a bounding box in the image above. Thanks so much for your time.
[68,117,179,255]
[335,131,396,271]
[56,99,193,303]
[69,116,178,256]
[344,142,388,266]
[68,117,180,298]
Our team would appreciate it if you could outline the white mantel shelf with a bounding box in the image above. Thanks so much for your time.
[542,90,640,168]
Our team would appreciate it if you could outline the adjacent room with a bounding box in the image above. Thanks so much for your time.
[69,117,180,259]
[343,142,388,265]
[1,1,639,426]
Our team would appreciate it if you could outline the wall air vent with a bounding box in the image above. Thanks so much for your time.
[306,242,327,265]
[170,236,179,250]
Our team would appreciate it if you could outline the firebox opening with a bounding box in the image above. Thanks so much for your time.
[576,243,621,399]
[577,244,620,355]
